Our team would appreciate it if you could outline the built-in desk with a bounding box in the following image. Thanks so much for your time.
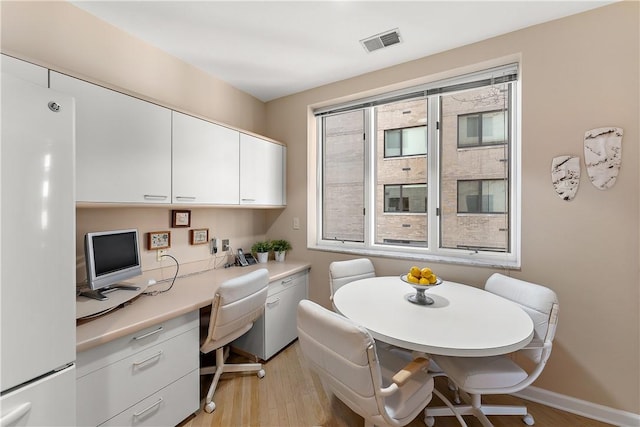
[75,260,310,427]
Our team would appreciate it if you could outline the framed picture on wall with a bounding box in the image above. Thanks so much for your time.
[171,210,191,228]
[190,228,209,245]
[147,231,171,250]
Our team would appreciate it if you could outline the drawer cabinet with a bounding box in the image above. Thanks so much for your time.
[76,312,199,426]
[233,269,308,360]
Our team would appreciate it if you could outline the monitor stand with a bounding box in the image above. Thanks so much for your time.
[76,282,147,319]
[79,284,141,301]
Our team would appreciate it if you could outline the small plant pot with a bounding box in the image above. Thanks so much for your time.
[257,252,269,263]
[275,251,286,262]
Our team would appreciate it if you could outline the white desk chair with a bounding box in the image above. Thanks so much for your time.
[297,299,466,427]
[425,273,559,427]
[329,258,376,303]
[200,268,269,413]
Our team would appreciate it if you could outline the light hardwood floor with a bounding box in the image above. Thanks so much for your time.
[179,341,613,427]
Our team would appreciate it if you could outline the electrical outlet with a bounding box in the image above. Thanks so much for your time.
[222,239,229,252]
[156,249,167,261]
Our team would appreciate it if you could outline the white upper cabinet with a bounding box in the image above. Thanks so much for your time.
[240,133,286,206]
[1,54,48,87]
[50,72,172,204]
[172,111,240,205]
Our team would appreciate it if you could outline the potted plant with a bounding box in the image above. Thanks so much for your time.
[271,239,292,262]
[251,240,271,263]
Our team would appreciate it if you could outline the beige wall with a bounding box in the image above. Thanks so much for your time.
[265,2,639,415]
[2,0,638,417]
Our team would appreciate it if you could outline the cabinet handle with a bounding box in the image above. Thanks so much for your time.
[175,196,196,201]
[266,298,280,308]
[133,397,163,418]
[0,402,32,425]
[241,198,256,202]
[144,194,168,200]
[133,326,164,340]
[133,350,163,367]
[281,277,295,286]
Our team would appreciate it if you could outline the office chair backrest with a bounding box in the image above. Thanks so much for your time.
[297,299,383,418]
[485,273,559,363]
[202,268,269,352]
[329,258,376,300]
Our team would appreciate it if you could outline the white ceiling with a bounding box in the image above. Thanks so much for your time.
[71,1,614,102]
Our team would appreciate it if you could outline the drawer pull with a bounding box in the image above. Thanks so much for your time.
[133,350,163,367]
[133,326,164,340]
[266,298,280,308]
[0,402,32,425]
[133,397,163,418]
[281,277,295,286]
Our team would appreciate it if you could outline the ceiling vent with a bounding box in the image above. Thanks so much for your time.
[360,28,402,53]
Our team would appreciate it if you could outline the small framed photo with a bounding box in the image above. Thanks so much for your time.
[147,231,171,250]
[190,228,209,245]
[171,210,191,228]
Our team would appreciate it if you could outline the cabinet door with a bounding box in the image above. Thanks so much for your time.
[1,54,48,87]
[264,274,308,359]
[172,112,240,204]
[239,133,285,206]
[50,72,172,203]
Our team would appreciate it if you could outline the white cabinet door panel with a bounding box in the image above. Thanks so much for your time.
[50,72,172,203]
[172,111,239,204]
[240,133,284,206]
[1,54,48,87]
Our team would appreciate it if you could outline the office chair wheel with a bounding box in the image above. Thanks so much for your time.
[424,415,435,427]
[257,369,265,379]
[522,413,535,425]
[204,401,216,413]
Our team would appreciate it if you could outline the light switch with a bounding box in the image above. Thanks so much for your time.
[293,217,300,230]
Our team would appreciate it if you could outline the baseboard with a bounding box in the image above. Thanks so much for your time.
[514,386,640,427]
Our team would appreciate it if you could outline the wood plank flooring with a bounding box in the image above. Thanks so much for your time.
[179,341,614,427]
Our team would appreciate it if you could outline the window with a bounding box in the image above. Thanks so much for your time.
[312,64,519,267]
[384,184,427,213]
[457,179,507,213]
[458,110,507,147]
[384,126,427,157]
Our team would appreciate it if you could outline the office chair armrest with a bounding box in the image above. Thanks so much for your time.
[392,356,430,386]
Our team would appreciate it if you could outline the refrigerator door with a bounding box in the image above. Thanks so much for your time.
[0,364,75,426]
[1,73,76,391]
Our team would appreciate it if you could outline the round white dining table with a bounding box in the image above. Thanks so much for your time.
[332,276,534,357]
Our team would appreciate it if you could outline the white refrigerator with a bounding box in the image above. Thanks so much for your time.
[1,72,76,425]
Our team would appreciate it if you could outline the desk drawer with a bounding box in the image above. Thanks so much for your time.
[77,311,198,378]
[77,326,198,426]
[100,369,199,427]
[268,270,307,296]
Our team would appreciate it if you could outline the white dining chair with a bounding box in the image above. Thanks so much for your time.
[199,268,269,413]
[329,258,376,303]
[297,299,467,427]
[424,273,559,427]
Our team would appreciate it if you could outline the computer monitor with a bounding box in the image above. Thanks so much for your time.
[81,228,142,301]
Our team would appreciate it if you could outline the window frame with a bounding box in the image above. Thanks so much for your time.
[384,125,428,158]
[457,109,508,148]
[309,63,521,268]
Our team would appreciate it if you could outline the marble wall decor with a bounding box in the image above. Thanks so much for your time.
[551,155,581,201]
[584,127,623,190]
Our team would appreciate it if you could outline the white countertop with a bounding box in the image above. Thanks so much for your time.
[76,260,311,352]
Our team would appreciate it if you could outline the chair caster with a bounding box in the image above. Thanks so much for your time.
[257,369,265,379]
[522,413,535,425]
[204,401,216,413]
[424,415,435,427]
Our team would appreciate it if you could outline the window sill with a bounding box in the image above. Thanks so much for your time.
[308,243,520,269]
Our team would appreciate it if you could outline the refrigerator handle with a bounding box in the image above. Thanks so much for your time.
[1,402,32,426]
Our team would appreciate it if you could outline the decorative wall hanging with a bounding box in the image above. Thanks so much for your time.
[551,155,580,201]
[190,228,209,245]
[147,231,171,250]
[584,127,623,190]
[171,209,191,227]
